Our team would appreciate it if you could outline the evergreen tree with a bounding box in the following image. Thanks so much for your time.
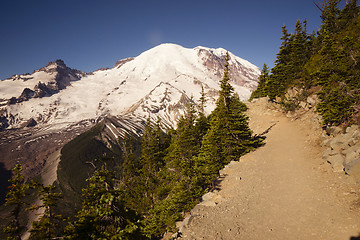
[338,0,359,29]
[319,0,341,34]
[28,184,63,240]
[291,20,310,76]
[121,118,170,214]
[66,161,139,239]
[119,133,142,186]
[199,86,207,114]
[165,97,200,179]
[249,63,270,100]
[138,118,168,209]
[195,86,210,146]
[194,52,259,187]
[3,164,29,240]
[265,25,292,99]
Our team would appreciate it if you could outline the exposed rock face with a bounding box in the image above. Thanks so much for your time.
[5,59,85,105]
[0,116,9,130]
[22,118,37,128]
[196,47,259,91]
[321,125,360,178]
[113,57,134,68]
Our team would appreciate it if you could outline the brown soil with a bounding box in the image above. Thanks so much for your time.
[177,99,360,240]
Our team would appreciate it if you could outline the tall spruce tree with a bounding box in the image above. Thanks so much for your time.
[319,0,341,34]
[3,164,29,240]
[28,184,63,240]
[126,118,169,213]
[265,25,292,99]
[249,63,270,100]
[165,97,201,179]
[194,52,259,187]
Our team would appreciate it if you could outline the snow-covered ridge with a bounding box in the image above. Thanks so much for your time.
[0,59,84,100]
[194,45,259,72]
[0,43,260,130]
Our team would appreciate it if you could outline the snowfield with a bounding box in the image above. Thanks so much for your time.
[1,43,260,129]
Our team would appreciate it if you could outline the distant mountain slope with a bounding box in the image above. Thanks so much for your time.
[1,43,259,130]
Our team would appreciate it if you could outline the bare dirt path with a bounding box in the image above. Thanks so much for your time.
[177,99,360,240]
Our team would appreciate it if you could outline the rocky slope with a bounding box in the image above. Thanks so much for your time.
[175,98,360,240]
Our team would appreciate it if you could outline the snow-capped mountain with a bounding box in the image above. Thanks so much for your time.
[0,43,260,130]
[0,43,260,195]
[0,59,85,103]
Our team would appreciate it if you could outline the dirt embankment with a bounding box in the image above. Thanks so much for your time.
[177,98,360,240]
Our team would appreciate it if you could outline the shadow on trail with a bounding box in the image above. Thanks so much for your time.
[350,235,360,240]
[211,174,227,192]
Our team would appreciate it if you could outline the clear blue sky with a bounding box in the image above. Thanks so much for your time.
[0,0,328,80]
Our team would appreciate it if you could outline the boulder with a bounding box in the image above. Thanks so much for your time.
[21,118,37,128]
[329,132,355,150]
[178,214,195,233]
[340,137,357,149]
[343,142,360,156]
[306,95,319,108]
[344,158,360,183]
[346,125,359,134]
[325,126,343,136]
[344,151,360,165]
[285,88,300,98]
[329,138,346,151]
[351,130,360,141]
[299,101,307,109]
[323,148,340,157]
[324,154,344,172]
[321,138,332,147]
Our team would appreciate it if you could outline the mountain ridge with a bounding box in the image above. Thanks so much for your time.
[1,43,260,130]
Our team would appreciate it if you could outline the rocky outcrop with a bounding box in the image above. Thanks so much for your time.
[196,47,259,90]
[321,125,360,180]
[8,60,85,105]
[113,57,134,69]
[21,118,37,128]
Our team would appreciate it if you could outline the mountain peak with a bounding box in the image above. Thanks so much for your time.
[1,44,259,130]
[44,59,67,70]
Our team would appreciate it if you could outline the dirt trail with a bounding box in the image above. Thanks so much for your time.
[178,99,360,240]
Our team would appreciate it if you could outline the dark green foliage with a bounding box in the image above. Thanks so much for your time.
[264,20,312,100]
[134,118,169,213]
[165,98,204,178]
[28,183,63,240]
[308,2,360,125]
[319,0,341,34]
[59,122,111,194]
[139,99,210,238]
[66,159,140,240]
[253,1,360,126]
[250,63,269,100]
[3,165,29,240]
[194,52,261,187]
[55,122,122,224]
